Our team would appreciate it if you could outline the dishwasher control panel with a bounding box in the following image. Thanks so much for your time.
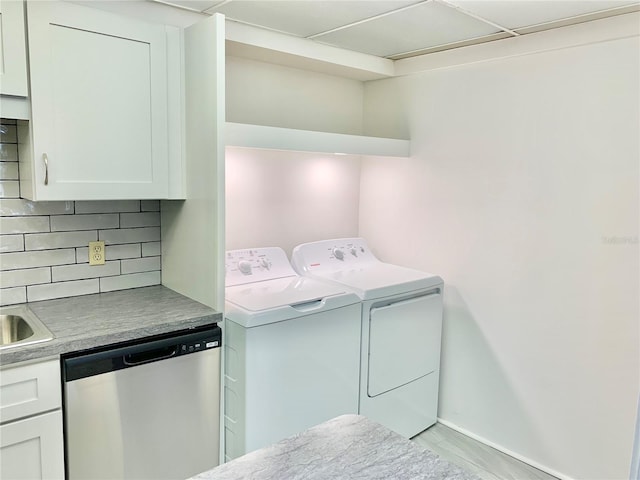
[179,337,219,354]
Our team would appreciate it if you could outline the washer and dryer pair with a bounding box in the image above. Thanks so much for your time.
[223,238,443,460]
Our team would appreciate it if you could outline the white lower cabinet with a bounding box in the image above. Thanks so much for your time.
[0,410,64,480]
[0,359,64,480]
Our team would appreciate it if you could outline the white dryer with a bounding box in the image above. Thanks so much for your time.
[223,247,361,460]
[291,238,443,438]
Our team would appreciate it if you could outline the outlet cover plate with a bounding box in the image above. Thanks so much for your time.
[89,241,105,265]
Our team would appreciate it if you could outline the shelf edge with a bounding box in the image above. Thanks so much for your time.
[225,122,410,158]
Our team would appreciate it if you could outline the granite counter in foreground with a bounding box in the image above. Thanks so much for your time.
[190,415,480,480]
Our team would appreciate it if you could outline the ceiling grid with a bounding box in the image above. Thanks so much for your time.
[154,0,640,59]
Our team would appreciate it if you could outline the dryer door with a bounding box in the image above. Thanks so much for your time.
[367,293,442,397]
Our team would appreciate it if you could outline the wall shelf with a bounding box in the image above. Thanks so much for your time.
[225,21,394,82]
[226,122,410,158]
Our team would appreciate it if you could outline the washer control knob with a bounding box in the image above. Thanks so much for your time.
[333,248,345,260]
[259,258,270,270]
[238,260,252,275]
[350,248,357,256]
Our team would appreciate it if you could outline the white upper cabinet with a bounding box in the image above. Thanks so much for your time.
[19,0,174,201]
[0,0,28,97]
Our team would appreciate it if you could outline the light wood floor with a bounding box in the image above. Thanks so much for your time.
[412,423,558,480]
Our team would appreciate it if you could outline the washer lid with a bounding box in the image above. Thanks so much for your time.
[305,263,443,300]
[225,275,352,312]
[225,276,360,328]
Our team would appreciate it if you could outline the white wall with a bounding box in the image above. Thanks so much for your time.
[360,35,639,480]
[226,56,364,135]
[225,147,361,257]
[225,56,366,256]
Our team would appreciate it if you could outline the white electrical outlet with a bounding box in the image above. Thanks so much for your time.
[89,241,105,265]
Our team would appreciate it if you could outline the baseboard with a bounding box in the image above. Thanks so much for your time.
[436,417,575,480]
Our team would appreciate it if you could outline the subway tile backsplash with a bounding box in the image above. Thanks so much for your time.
[0,234,24,253]
[1,249,76,270]
[51,261,121,283]
[0,119,162,306]
[100,271,161,293]
[99,227,160,245]
[2,286,27,305]
[0,198,74,216]
[25,230,98,251]
[0,216,50,234]
[27,278,100,303]
[0,267,51,289]
[75,200,141,214]
[142,242,161,257]
[50,213,119,232]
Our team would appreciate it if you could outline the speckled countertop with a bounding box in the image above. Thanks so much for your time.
[0,286,221,366]
[190,415,480,480]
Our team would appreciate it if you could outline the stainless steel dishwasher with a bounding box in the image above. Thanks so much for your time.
[62,324,221,480]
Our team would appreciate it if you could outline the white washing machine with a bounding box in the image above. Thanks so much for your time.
[292,237,443,438]
[223,247,361,461]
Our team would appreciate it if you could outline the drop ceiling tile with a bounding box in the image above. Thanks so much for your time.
[445,0,638,29]
[314,0,502,57]
[210,0,422,37]
[162,0,225,12]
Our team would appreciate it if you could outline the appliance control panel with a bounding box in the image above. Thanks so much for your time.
[291,238,378,273]
[178,337,219,355]
[225,247,296,286]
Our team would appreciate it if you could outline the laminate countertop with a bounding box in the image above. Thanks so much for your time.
[191,415,480,480]
[0,285,221,366]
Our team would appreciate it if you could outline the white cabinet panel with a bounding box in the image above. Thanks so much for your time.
[20,0,170,200]
[1,359,64,480]
[161,14,225,311]
[0,359,61,424]
[0,410,65,480]
[0,0,28,97]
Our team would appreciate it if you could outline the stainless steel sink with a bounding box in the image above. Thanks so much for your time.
[0,306,53,350]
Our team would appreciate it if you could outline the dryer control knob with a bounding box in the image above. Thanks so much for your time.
[238,260,252,275]
[332,248,345,260]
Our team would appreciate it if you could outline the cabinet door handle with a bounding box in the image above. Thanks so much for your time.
[43,153,49,185]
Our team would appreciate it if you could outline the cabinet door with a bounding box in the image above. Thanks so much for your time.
[0,410,65,480]
[0,0,28,97]
[0,359,62,424]
[24,1,169,200]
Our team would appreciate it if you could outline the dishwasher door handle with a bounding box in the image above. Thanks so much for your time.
[64,324,221,381]
[123,345,178,366]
